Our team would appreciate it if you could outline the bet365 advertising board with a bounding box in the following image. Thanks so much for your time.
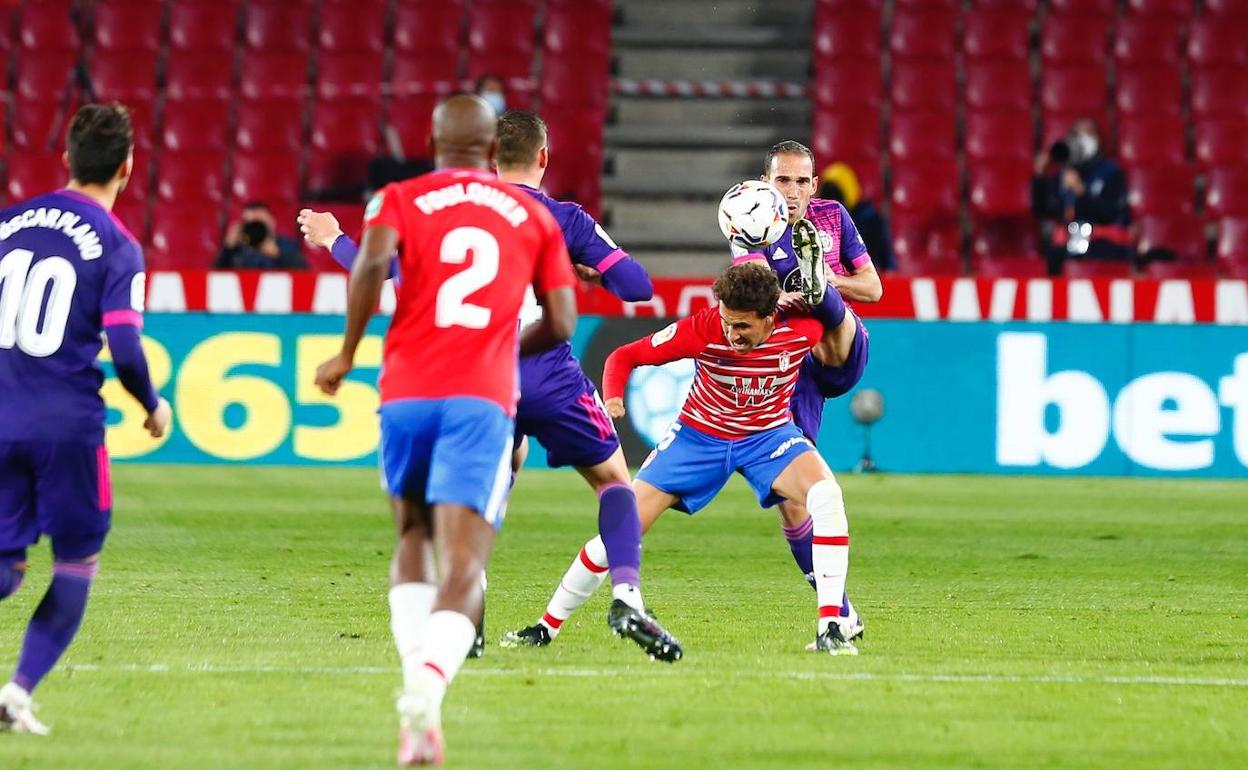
[105,313,1246,478]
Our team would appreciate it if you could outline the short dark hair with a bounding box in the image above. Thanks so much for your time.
[763,140,815,176]
[713,262,780,317]
[66,103,133,185]
[496,110,548,169]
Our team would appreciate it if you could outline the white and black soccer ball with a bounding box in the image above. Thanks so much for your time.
[718,180,788,249]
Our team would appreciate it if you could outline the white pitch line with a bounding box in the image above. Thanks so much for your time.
[47,663,1248,689]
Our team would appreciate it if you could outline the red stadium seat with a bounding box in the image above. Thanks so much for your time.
[119,99,158,152]
[161,102,230,152]
[963,60,1032,111]
[1204,0,1248,16]
[231,152,302,206]
[386,95,440,158]
[394,1,464,54]
[889,111,956,162]
[1114,17,1182,65]
[242,2,311,53]
[890,61,955,111]
[165,53,234,102]
[169,2,239,52]
[1117,116,1187,170]
[16,51,77,102]
[90,49,160,103]
[391,51,461,92]
[1216,216,1248,272]
[149,202,222,270]
[11,99,71,151]
[814,5,881,59]
[1206,169,1248,218]
[541,54,610,110]
[1048,0,1115,15]
[889,8,957,61]
[468,3,536,58]
[975,255,1048,278]
[466,54,533,85]
[1040,15,1109,65]
[19,0,77,52]
[1187,17,1248,69]
[974,0,1038,8]
[890,159,960,218]
[1128,165,1196,216]
[965,111,1034,161]
[1136,213,1207,263]
[239,52,311,101]
[812,108,882,166]
[1063,260,1133,279]
[305,100,382,195]
[6,152,67,200]
[962,9,1031,61]
[235,102,304,153]
[544,6,612,55]
[1114,65,1182,117]
[316,52,385,101]
[317,1,386,54]
[1194,119,1248,171]
[1145,260,1217,279]
[813,57,883,111]
[1190,68,1248,120]
[892,214,964,276]
[1040,64,1108,117]
[91,2,161,52]
[1125,0,1195,19]
[968,160,1032,217]
[894,0,959,9]
[154,150,228,204]
[111,198,148,244]
[544,107,605,215]
[973,218,1041,263]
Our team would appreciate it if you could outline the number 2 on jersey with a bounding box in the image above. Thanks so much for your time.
[0,248,78,357]
[436,227,499,330]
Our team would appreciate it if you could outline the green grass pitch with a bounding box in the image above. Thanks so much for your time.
[2,466,1246,769]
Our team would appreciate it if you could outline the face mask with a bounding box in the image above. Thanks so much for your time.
[1069,132,1098,164]
[481,91,506,115]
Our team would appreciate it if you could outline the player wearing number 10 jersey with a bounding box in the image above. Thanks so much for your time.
[312,95,577,767]
[0,104,171,735]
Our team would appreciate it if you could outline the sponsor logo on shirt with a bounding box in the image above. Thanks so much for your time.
[651,322,678,346]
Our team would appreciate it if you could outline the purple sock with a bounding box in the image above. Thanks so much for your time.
[597,483,641,588]
[12,561,97,693]
[782,517,815,581]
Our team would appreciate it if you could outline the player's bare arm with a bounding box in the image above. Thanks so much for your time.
[315,223,398,395]
[828,261,883,303]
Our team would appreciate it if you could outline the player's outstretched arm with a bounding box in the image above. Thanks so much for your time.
[298,208,398,279]
[519,286,577,356]
[601,317,706,419]
[316,223,398,395]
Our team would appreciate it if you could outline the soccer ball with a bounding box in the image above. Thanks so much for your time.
[625,358,695,447]
[718,180,788,249]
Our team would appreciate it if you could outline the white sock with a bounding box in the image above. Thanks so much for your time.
[612,583,645,611]
[540,535,609,637]
[411,610,477,707]
[390,583,438,690]
[807,478,850,635]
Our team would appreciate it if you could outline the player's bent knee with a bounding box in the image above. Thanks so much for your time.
[806,479,848,535]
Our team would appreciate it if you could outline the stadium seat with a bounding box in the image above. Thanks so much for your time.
[1136,213,1207,263]
[120,99,158,153]
[1117,116,1187,170]
[154,150,228,204]
[235,102,304,153]
[889,8,957,61]
[19,0,77,52]
[889,111,956,162]
[1216,217,1248,272]
[812,109,882,167]
[1128,165,1196,216]
[962,9,1031,61]
[111,198,148,244]
[968,160,1032,217]
[891,214,964,276]
[891,61,956,111]
[1206,169,1248,218]
[393,1,464,54]
[316,52,385,101]
[1145,260,1217,280]
[243,2,311,53]
[386,95,440,158]
[544,6,612,55]
[1187,17,1248,70]
[1113,17,1183,65]
[1040,64,1108,118]
[161,102,230,152]
[964,111,1034,161]
[239,52,311,101]
[814,5,882,59]
[1040,15,1109,65]
[11,99,71,151]
[976,255,1048,278]
[6,152,68,200]
[91,2,161,52]
[1114,65,1182,117]
[169,2,239,52]
[812,57,882,111]
[149,202,223,270]
[1189,68,1248,120]
[231,152,302,206]
[16,51,78,101]
[544,108,605,214]
[540,54,610,110]
[1204,0,1248,17]
[317,1,386,54]
[890,160,960,219]
[1125,0,1195,19]
[1048,0,1115,15]
[391,51,461,93]
[973,0,1038,8]
[466,53,533,85]
[468,3,536,59]
[1194,119,1248,171]
[89,49,160,103]
[893,0,959,9]
[305,100,382,196]
[1063,260,1133,279]
[165,53,234,103]
[972,219,1041,263]
[963,60,1032,111]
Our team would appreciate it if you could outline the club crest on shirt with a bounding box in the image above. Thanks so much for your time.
[650,322,677,347]
[779,350,792,371]
[817,229,834,252]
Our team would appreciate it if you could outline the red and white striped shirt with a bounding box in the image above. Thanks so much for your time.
[603,307,826,439]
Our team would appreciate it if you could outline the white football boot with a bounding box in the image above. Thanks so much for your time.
[396,689,443,767]
[0,682,50,735]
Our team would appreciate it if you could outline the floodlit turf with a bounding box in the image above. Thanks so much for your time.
[2,466,1246,769]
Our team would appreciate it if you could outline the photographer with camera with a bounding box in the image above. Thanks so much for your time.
[1031,118,1131,275]
[215,201,308,270]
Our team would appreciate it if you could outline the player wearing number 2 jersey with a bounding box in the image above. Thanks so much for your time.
[312,95,578,768]
[0,104,171,735]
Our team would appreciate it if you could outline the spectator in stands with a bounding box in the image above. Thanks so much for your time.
[475,74,507,115]
[1032,118,1131,274]
[215,202,307,270]
[818,162,895,272]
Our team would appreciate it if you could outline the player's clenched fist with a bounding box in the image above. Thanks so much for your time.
[315,353,353,395]
[604,397,626,419]
[143,397,173,438]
